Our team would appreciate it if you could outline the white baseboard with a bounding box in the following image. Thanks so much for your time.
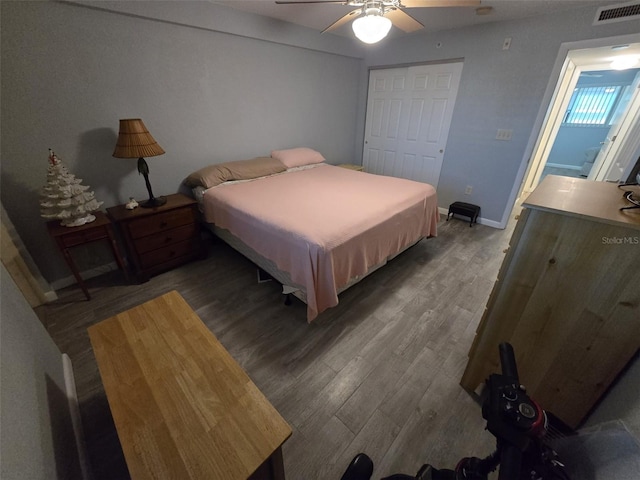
[62,354,93,480]
[50,261,118,292]
[438,206,501,229]
[477,217,503,229]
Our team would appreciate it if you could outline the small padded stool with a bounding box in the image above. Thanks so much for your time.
[447,201,480,227]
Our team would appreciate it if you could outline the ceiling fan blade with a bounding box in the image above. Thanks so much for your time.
[385,7,424,33]
[322,8,362,33]
[400,0,480,7]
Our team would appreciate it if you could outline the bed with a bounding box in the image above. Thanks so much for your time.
[186,148,439,322]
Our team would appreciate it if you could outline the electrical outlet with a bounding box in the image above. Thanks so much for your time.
[496,129,513,141]
[503,37,512,50]
[465,185,473,195]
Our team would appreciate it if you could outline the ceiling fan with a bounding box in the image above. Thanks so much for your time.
[274,0,481,44]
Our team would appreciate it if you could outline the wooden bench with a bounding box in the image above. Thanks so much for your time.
[88,290,291,479]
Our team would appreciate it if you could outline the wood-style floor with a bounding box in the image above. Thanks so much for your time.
[35,212,516,480]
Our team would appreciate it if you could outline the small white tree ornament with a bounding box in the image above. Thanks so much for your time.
[40,149,103,227]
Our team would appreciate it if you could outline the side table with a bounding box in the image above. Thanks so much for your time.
[337,163,364,172]
[107,193,204,282]
[46,211,128,300]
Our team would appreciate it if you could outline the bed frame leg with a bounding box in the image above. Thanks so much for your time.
[284,294,292,306]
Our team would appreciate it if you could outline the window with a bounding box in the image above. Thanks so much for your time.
[563,85,623,125]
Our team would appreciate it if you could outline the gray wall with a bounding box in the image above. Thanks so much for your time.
[0,1,363,284]
[0,264,82,479]
[361,7,640,225]
[547,126,609,168]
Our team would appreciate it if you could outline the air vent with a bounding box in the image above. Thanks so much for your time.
[594,1,640,25]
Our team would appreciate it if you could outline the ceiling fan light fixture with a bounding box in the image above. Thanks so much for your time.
[352,11,392,44]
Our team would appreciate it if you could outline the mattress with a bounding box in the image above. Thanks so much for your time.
[201,164,438,322]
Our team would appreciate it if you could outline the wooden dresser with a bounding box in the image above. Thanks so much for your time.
[107,193,203,281]
[461,176,640,428]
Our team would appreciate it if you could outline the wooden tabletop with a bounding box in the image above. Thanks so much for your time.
[88,290,291,479]
[524,175,640,230]
[46,210,111,237]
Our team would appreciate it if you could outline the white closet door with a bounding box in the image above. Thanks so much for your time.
[362,62,463,188]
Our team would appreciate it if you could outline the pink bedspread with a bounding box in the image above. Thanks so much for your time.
[202,164,438,322]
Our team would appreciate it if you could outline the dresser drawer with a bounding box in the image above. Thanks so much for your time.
[133,224,199,255]
[139,238,200,269]
[127,207,197,239]
[60,225,109,247]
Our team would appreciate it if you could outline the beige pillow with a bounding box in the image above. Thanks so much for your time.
[185,156,286,189]
[271,147,326,168]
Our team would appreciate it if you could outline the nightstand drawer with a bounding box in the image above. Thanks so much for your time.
[134,224,199,255]
[139,238,200,269]
[107,193,204,282]
[127,208,197,239]
[60,225,109,247]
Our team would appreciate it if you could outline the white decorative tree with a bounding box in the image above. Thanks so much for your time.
[40,149,103,227]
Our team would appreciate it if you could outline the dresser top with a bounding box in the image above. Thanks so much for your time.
[524,175,640,230]
[106,193,196,222]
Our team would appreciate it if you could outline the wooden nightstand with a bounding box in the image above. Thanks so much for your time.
[107,193,204,282]
[337,163,364,172]
[46,211,128,300]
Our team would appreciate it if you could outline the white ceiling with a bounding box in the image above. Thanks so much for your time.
[569,42,640,67]
[213,0,625,39]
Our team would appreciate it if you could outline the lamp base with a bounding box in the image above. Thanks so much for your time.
[140,196,167,208]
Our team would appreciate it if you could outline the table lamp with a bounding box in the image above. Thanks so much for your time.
[113,118,166,208]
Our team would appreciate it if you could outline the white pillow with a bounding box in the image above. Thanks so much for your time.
[271,147,326,169]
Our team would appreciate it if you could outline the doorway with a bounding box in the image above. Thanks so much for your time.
[521,42,640,198]
[362,61,463,188]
